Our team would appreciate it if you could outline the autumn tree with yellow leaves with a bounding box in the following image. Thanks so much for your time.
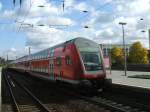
[128,41,148,64]
[111,46,124,65]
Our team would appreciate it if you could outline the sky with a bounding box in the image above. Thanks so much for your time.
[0,0,150,59]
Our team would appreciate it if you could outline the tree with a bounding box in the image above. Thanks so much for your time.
[0,57,6,66]
[148,50,150,63]
[128,41,148,64]
[111,46,124,65]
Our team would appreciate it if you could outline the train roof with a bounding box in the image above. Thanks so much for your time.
[34,37,97,52]
[12,37,96,63]
[29,37,92,55]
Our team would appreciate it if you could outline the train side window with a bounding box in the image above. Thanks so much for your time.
[50,64,54,69]
[56,57,61,66]
[43,51,45,58]
[65,56,72,65]
[50,49,54,57]
[52,64,54,70]
[44,51,47,58]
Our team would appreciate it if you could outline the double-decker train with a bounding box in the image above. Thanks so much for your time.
[9,37,106,89]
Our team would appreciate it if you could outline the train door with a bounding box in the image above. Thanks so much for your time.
[49,59,54,80]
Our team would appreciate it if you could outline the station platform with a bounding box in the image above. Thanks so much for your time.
[0,67,2,111]
[106,70,150,89]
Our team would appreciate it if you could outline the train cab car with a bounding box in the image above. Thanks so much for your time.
[73,38,106,88]
[43,37,106,88]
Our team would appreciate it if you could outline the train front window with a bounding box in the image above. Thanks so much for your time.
[81,52,102,71]
[75,38,103,72]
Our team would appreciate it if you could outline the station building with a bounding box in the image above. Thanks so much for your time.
[100,44,131,57]
[99,44,131,68]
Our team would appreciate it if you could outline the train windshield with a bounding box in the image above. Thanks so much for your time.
[75,38,103,73]
[80,52,102,71]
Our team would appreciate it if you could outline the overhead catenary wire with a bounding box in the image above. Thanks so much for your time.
[7,0,33,60]
[75,2,118,28]
[17,0,34,32]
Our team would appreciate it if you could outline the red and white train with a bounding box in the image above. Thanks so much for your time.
[10,37,106,89]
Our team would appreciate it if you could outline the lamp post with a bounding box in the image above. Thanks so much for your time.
[148,29,150,50]
[119,22,127,76]
[28,47,31,70]
[140,18,150,50]
[141,30,150,62]
[6,54,8,66]
[141,30,150,50]
[109,40,112,75]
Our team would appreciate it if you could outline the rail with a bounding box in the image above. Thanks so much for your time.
[57,84,150,112]
[4,69,150,112]
[3,69,51,112]
[3,70,21,112]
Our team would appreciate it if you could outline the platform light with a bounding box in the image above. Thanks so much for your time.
[119,22,127,76]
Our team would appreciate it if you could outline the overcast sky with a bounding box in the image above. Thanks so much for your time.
[0,0,150,59]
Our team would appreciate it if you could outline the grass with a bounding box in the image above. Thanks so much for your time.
[128,75,150,79]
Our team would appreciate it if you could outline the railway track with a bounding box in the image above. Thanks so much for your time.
[3,70,51,112]
[84,95,149,112]
[5,69,108,112]
[56,86,150,112]
[4,69,150,112]
[55,81,150,112]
